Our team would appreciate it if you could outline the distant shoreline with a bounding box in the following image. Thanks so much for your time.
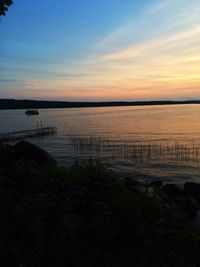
[0,99,200,110]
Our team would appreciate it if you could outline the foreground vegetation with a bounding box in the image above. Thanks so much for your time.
[0,154,200,267]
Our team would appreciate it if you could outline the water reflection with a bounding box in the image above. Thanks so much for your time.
[1,104,200,183]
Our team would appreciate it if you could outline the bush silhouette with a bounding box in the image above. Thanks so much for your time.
[0,0,13,16]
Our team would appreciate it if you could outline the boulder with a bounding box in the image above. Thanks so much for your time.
[171,194,198,218]
[150,180,163,189]
[162,183,182,197]
[14,141,56,166]
[161,183,198,218]
[0,143,14,163]
[184,182,200,207]
[132,185,156,198]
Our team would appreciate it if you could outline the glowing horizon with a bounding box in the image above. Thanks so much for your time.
[1,0,200,101]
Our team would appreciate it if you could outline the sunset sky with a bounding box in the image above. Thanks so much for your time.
[1,0,200,101]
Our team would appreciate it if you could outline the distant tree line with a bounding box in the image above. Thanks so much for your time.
[0,0,13,16]
[0,99,200,110]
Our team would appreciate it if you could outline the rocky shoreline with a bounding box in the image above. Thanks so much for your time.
[138,180,200,222]
[1,141,200,266]
[2,140,200,222]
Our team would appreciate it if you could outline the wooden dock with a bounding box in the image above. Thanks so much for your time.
[0,127,57,142]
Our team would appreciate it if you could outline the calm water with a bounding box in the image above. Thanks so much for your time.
[1,104,200,183]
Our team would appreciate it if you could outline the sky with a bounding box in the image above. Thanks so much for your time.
[0,0,200,101]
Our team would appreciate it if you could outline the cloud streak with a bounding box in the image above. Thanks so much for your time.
[61,0,200,100]
[1,0,200,100]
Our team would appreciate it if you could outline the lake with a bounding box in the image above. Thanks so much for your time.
[1,104,200,184]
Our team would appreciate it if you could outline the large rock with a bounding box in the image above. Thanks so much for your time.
[0,143,14,163]
[131,185,156,198]
[150,180,163,189]
[171,194,198,218]
[14,141,56,166]
[162,183,182,197]
[184,182,200,206]
[162,183,198,218]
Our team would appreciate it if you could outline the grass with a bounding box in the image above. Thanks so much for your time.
[0,159,200,266]
[66,135,200,166]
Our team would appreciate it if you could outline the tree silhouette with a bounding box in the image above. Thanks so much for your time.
[0,0,13,16]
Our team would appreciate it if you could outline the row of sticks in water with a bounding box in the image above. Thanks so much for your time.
[66,135,200,165]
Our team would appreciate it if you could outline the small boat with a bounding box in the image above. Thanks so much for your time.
[25,109,39,115]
